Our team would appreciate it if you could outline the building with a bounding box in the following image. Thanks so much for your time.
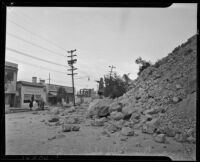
[16,77,46,108]
[5,61,18,107]
[76,88,97,103]
[46,84,74,105]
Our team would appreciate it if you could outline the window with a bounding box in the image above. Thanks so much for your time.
[24,94,31,103]
[35,95,41,102]
[5,70,14,82]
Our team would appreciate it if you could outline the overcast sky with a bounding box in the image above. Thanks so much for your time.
[5,3,197,92]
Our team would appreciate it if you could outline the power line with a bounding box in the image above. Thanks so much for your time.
[7,32,66,57]
[8,19,67,51]
[6,56,67,75]
[6,47,67,67]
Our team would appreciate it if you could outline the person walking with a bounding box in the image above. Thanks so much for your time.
[97,77,104,99]
[29,94,34,110]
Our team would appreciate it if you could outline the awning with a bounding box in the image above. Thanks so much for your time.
[48,92,57,97]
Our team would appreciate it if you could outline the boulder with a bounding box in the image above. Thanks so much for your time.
[175,84,182,90]
[174,133,188,143]
[63,107,75,115]
[71,125,80,131]
[172,96,181,103]
[109,102,122,113]
[110,111,124,121]
[101,130,111,137]
[142,124,155,134]
[87,99,112,117]
[122,105,135,116]
[50,107,60,115]
[48,116,59,122]
[91,118,106,126]
[142,118,158,134]
[130,112,140,121]
[98,106,110,117]
[186,136,196,144]
[106,124,121,133]
[64,117,79,124]
[154,134,166,143]
[143,107,160,115]
[164,127,176,137]
[121,127,134,136]
[62,124,80,132]
[120,136,128,141]
[115,119,126,127]
[62,124,72,132]
[124,121,135,128]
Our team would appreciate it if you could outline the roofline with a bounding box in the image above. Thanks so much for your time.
[17,81,45,87]
[47,83,73,89]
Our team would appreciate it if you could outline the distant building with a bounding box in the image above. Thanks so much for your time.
[46,84,74,105]
[76,88,97,103]
[16,77,46,108]
[5,61,18,107]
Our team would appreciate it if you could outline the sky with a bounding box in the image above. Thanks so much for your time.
[5,3,197,92]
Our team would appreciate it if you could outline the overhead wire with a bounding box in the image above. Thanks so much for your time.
[6,56,67,75]
[7,32,66,57]
[7,19,67,51]
[6,47,67,68]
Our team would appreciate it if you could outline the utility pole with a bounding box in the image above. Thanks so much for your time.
[109,65,116,79]
[48,73,51,85]
[67,49,78,106]
[46,73,51,105]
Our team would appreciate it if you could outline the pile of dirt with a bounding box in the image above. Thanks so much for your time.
[87,34,197,144]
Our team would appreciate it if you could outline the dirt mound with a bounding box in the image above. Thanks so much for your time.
[88,34,197,144]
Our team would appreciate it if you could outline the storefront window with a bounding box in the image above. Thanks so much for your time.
[24,94,31,103]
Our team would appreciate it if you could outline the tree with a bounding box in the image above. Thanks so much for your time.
[57,87,67,103]
[103,73,127,99]
[135,57,151,76]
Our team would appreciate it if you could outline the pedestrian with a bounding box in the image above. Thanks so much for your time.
[29,100,33,110]
[40,97,45,110]
[29,94,34,110]
[97,77,104,99]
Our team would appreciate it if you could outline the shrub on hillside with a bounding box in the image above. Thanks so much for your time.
[103,73,128,99]
[135,57,152,76]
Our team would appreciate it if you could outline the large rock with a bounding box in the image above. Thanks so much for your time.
[142,118,158,134]
[122,105,135,116]
[121,127,134,136]
[48,116,60,122]
[172,96,181,103]
[62,124,80,132]
[110,111,124,121]
[62,124,72,132]
[174,133,188,143]
[109,102,122,113]
[186,136,196,144]
[50,107,61,115]
[154,134,166,143]
[87,99,112,117]
[106,123,121,133]
[63,107,75,115]
[164,127,176,137]
[142,124,155,134]
[143,107,160,115]
[91,117,107,126]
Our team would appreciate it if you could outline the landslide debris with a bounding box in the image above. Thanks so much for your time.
[87,34,197,144]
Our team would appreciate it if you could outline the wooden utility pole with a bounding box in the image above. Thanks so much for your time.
[109,65,116,79]
[48,73,51,85]
[67,49,78,106]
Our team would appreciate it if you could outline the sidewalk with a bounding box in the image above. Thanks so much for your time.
[5,106,49,114]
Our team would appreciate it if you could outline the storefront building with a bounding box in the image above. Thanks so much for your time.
[5,61,18,107]
[16,78,46,108]
[46,84,74,105]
